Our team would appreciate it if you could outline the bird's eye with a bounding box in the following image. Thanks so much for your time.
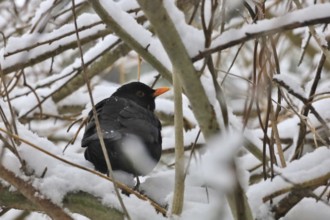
[136,91,145,97]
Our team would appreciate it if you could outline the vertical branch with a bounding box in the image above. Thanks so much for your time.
[215,0,226,68]
[270,36,287,168]
[294,52,327,159]
[201,0,228,127]
[227,166,254,220]
[270,102,286,168]
[265,75,276,178]
[0,67,23,165]
[0,68,18,135]
[243,40,258,130]
[171,69,185,215]
[207,58,229,128]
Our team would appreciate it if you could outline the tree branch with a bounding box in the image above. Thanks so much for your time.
[87,0,173,83]
[136,0,219,139]
[52,41,131,103]
[171,68,185,215]
[2,29,111,75]
[0,185,124,220]
[192,4,330,62]
[0,164,73,220]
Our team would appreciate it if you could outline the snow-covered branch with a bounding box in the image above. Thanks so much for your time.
[0,185,124,219]
[0,164,73,220]
[88,0,173,83]
[1,14,110,75]
[192,3,330,62]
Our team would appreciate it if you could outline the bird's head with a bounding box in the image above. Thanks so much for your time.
[112,82,170,111]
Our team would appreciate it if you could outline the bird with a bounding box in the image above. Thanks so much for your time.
[81,82,169,185]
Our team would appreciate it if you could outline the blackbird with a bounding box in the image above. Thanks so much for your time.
[81,82,169,179]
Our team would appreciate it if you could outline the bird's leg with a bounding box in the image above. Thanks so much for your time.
[133,175,140,191]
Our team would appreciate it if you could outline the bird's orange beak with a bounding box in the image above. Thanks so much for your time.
[153,87,170,97]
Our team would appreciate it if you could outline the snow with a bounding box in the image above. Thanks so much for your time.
[121,134,158,175]
[117,0,139,12]
[284,198,330,220]
[0,119,166,219]
[273,74,306,99]
[98,0,172,70]
[163,0,205,56]
[30,0,71,32]
[200,71,228,127]
[0,13,105,72]
[11,88,59,117]
[208,3,330,57]
[7,13,100,53]
[247,147,330,215]
[189,131,243,192]
[0,98,241,220]
[162,127,204,151]
[7,34,120,118]
[156,98,197,127]
[30,0,54,28]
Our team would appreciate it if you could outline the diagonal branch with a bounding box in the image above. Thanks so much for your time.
[0,185,124,220]
[0,164,73,220]
[2,29,111,75]
[136,0,219,139]
[52,41,131,103]
[87,0,173,83]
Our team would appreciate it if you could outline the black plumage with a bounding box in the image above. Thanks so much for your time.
[81,82,169,177]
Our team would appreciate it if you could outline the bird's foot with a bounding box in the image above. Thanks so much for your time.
[121,189,131,196]
[133,176,140,191]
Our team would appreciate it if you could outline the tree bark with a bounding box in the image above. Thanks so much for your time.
[0,185,124,220]
[0,165,73,220]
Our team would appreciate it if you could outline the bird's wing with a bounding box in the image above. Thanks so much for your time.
[81,97,126,147]
[118,101,162,145]
[83,98,108,136]
[82,97,161,147]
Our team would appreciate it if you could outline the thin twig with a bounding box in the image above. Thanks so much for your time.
[184,129,201,179]
[270,105,287,168]
[71,1,131,219]
[292,0,330,61]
